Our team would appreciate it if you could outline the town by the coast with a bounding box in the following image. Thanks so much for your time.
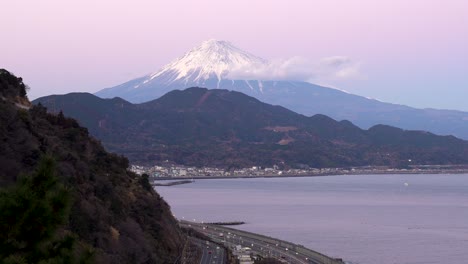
[131,163,468,180]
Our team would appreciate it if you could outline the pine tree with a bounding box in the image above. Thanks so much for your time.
[0,157,92,263]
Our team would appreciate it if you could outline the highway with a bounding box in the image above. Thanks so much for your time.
[189,237,225,264]
[180,220,344,264]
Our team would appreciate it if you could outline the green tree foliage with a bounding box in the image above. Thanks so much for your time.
[0,157,91,264]
[139,173,153,192]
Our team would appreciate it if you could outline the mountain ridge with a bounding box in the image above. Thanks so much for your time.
[94,40,468,140]
[36,87,468,168]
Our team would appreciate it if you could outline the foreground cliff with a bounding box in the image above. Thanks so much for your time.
[0,69,184,263]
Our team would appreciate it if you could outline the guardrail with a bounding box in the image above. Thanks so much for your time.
[180,220,344,264]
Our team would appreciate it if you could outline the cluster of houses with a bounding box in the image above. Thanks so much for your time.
[131,164,323,178]
[130,163,468,179]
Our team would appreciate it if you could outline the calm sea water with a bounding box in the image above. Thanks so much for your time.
[155,174,468,264]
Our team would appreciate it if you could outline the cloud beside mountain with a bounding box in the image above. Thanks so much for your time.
[227,55,363,83]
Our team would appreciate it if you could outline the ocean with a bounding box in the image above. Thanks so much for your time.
[155,174,468,264]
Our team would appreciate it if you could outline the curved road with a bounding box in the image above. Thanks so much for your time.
[181,221,344,264]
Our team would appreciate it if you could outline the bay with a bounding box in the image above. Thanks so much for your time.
[155,174,468,264]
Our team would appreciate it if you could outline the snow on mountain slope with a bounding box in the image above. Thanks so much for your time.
[95,39,274,100]
[141,39,267,88]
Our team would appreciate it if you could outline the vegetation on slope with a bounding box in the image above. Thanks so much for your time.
[0,69,184,263]
[0,157,93,263]
[34,88,468,168]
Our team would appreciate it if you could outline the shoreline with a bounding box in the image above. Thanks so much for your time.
[153,169,468,181]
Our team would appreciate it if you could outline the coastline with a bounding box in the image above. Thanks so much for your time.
[152,168,468,181]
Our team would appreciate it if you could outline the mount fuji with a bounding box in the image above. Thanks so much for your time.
[96,39,288,101]
[95,39,468,140]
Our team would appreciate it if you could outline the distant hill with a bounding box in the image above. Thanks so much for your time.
[35,87,468,169]
[95,39,468,140]
[1,69,184,263]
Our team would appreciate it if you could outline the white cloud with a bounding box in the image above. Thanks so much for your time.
[227,56,364,83]
[319,56,352,67]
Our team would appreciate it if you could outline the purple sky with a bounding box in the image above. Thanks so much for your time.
[2,0,467,110]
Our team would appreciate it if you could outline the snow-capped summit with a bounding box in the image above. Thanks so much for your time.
[96,39,279,102]
[96,39,332,105]
[145,39,266,87]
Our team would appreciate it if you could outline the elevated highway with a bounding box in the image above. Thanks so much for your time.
[180,220,344,264]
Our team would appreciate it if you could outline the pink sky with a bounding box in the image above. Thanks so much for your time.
[2,0,467,110]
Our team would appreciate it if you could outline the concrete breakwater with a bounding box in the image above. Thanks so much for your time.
[207,221,246,226]
[152,180,193,186]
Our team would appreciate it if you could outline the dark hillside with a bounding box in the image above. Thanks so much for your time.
[34,87,468,168]
[0,69,184,263]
